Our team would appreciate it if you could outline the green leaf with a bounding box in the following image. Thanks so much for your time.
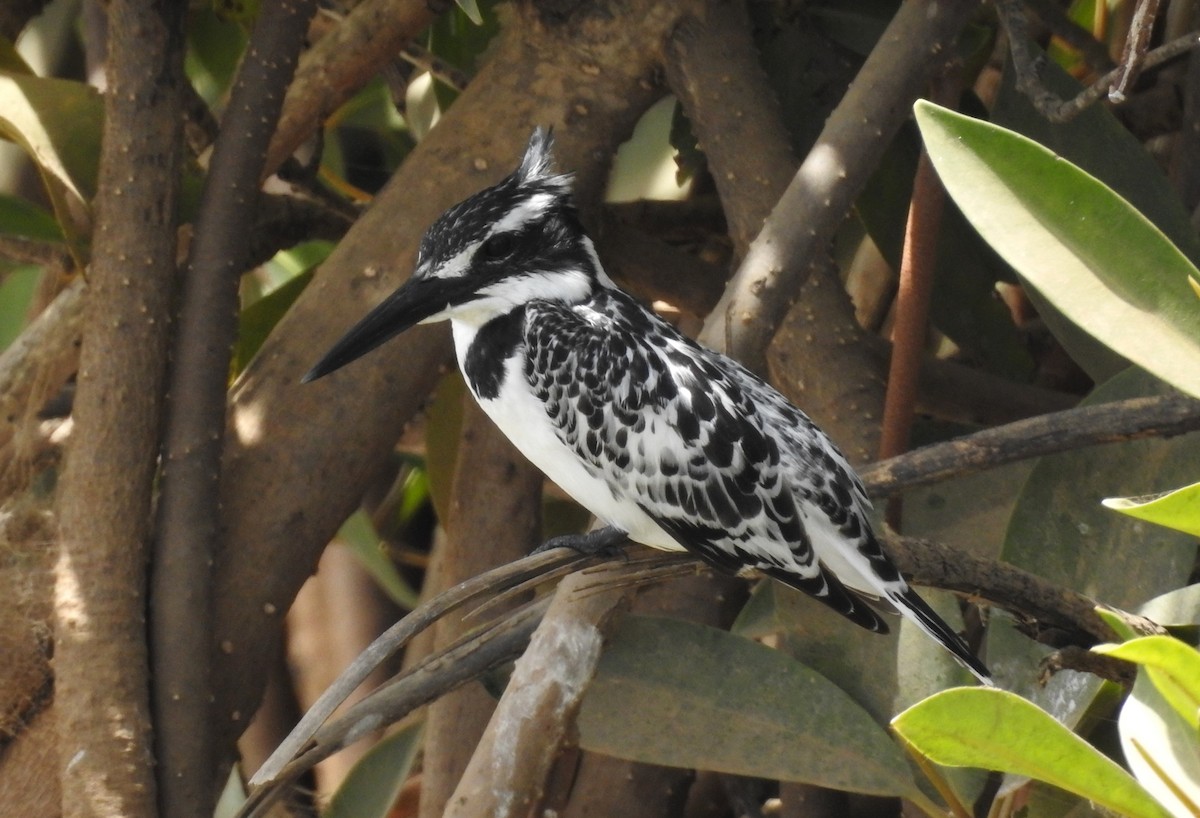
[454,0,483,25]
[1095,636,1200,730]
[0,266,38,352]
[323,722,422,818]
[0,193,64,242]
[338,510,419,610]
[579,616,922,800]
[233,269,313,375]
[1103,481,1200,538]
[914,100,1200,399]
[892,688,1174,818]
[0,72,103,256]
[1118,671,1200,817]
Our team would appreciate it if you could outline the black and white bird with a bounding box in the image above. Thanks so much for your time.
[306,128,992,685]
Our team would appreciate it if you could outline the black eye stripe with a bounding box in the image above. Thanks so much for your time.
[481,232,517,259]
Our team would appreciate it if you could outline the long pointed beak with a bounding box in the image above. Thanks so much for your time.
[302,276,465,383]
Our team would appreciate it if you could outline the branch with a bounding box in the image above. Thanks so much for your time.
[152,2,319,813]
[665,0,795,260]
[698,0,982,366]
[998,0,1200,122]
[239,596,552,818]
[54,0,186,814]
[861,393,1200,496]
[444,570,628,818]
[263,0,446,177]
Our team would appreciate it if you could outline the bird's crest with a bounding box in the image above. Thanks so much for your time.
[516,127,572,195]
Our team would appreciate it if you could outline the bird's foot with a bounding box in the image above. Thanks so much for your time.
[531,526,628,559]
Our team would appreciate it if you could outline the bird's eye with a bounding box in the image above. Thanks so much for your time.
[481,233,516,260]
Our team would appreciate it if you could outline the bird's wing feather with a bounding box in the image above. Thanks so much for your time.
[523,290,888,631]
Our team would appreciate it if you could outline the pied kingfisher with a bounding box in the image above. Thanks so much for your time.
[306,128,992,685]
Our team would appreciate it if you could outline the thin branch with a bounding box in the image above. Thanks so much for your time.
[239,596,552,818]
[152,1,318,814]
[879,74,956,527]
[883,531,1112,644]
[861,393,1200,496]
[697,0,982,366]
[999,0,1200,122]
[249,547,589,788]
[1110,0,1161,101]
[54,0,187,813]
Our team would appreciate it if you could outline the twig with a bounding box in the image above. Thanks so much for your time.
[861,393,1200,496]
[697,0,982,367]
[212,0,686,772]
[1111,0,1161,102]
[248,548,587,788]
[54,0,187,814]
[239,596,552,818]
[998,0,1200,122]
[152,2,318,814]
[882,531,1112,644]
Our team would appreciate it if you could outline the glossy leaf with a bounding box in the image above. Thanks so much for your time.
[1118,672,1200,818]
[578,616,922,800]
[324,722,422,818]
[893,688,1174,818]
[1095,636,1200,730]
[914,101,1200,399]
[1103,481,1200,538]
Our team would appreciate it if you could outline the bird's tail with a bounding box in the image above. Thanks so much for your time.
[890,587,994,686]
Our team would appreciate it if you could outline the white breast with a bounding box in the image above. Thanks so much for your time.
[451,319,682,551]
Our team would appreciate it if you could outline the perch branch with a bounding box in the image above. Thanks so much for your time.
[862,393,1200,495]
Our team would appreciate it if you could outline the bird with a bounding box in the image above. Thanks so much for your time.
[304,127,992,685]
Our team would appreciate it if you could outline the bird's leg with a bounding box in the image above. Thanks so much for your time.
[531,525,628,558]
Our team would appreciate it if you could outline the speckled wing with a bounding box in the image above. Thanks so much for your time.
[522,290,889,632]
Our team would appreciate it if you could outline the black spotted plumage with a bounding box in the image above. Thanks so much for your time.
[306,127,992,686]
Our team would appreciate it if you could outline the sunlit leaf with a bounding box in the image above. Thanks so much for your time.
[324,722,422,818]
[1103,481,1200,538]
[893,688,1174,818]
[1118,672,1200,818]
[579,616,922,800]
[1095,636,1200,730]
[914,101,1200,399]
[454,0,483,25]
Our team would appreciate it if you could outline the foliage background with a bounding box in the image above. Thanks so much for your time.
[0,1,1198,817]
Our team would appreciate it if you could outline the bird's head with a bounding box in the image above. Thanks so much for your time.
[304,128,608,382]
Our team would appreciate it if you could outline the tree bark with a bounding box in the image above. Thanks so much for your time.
[53,0,186,815]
